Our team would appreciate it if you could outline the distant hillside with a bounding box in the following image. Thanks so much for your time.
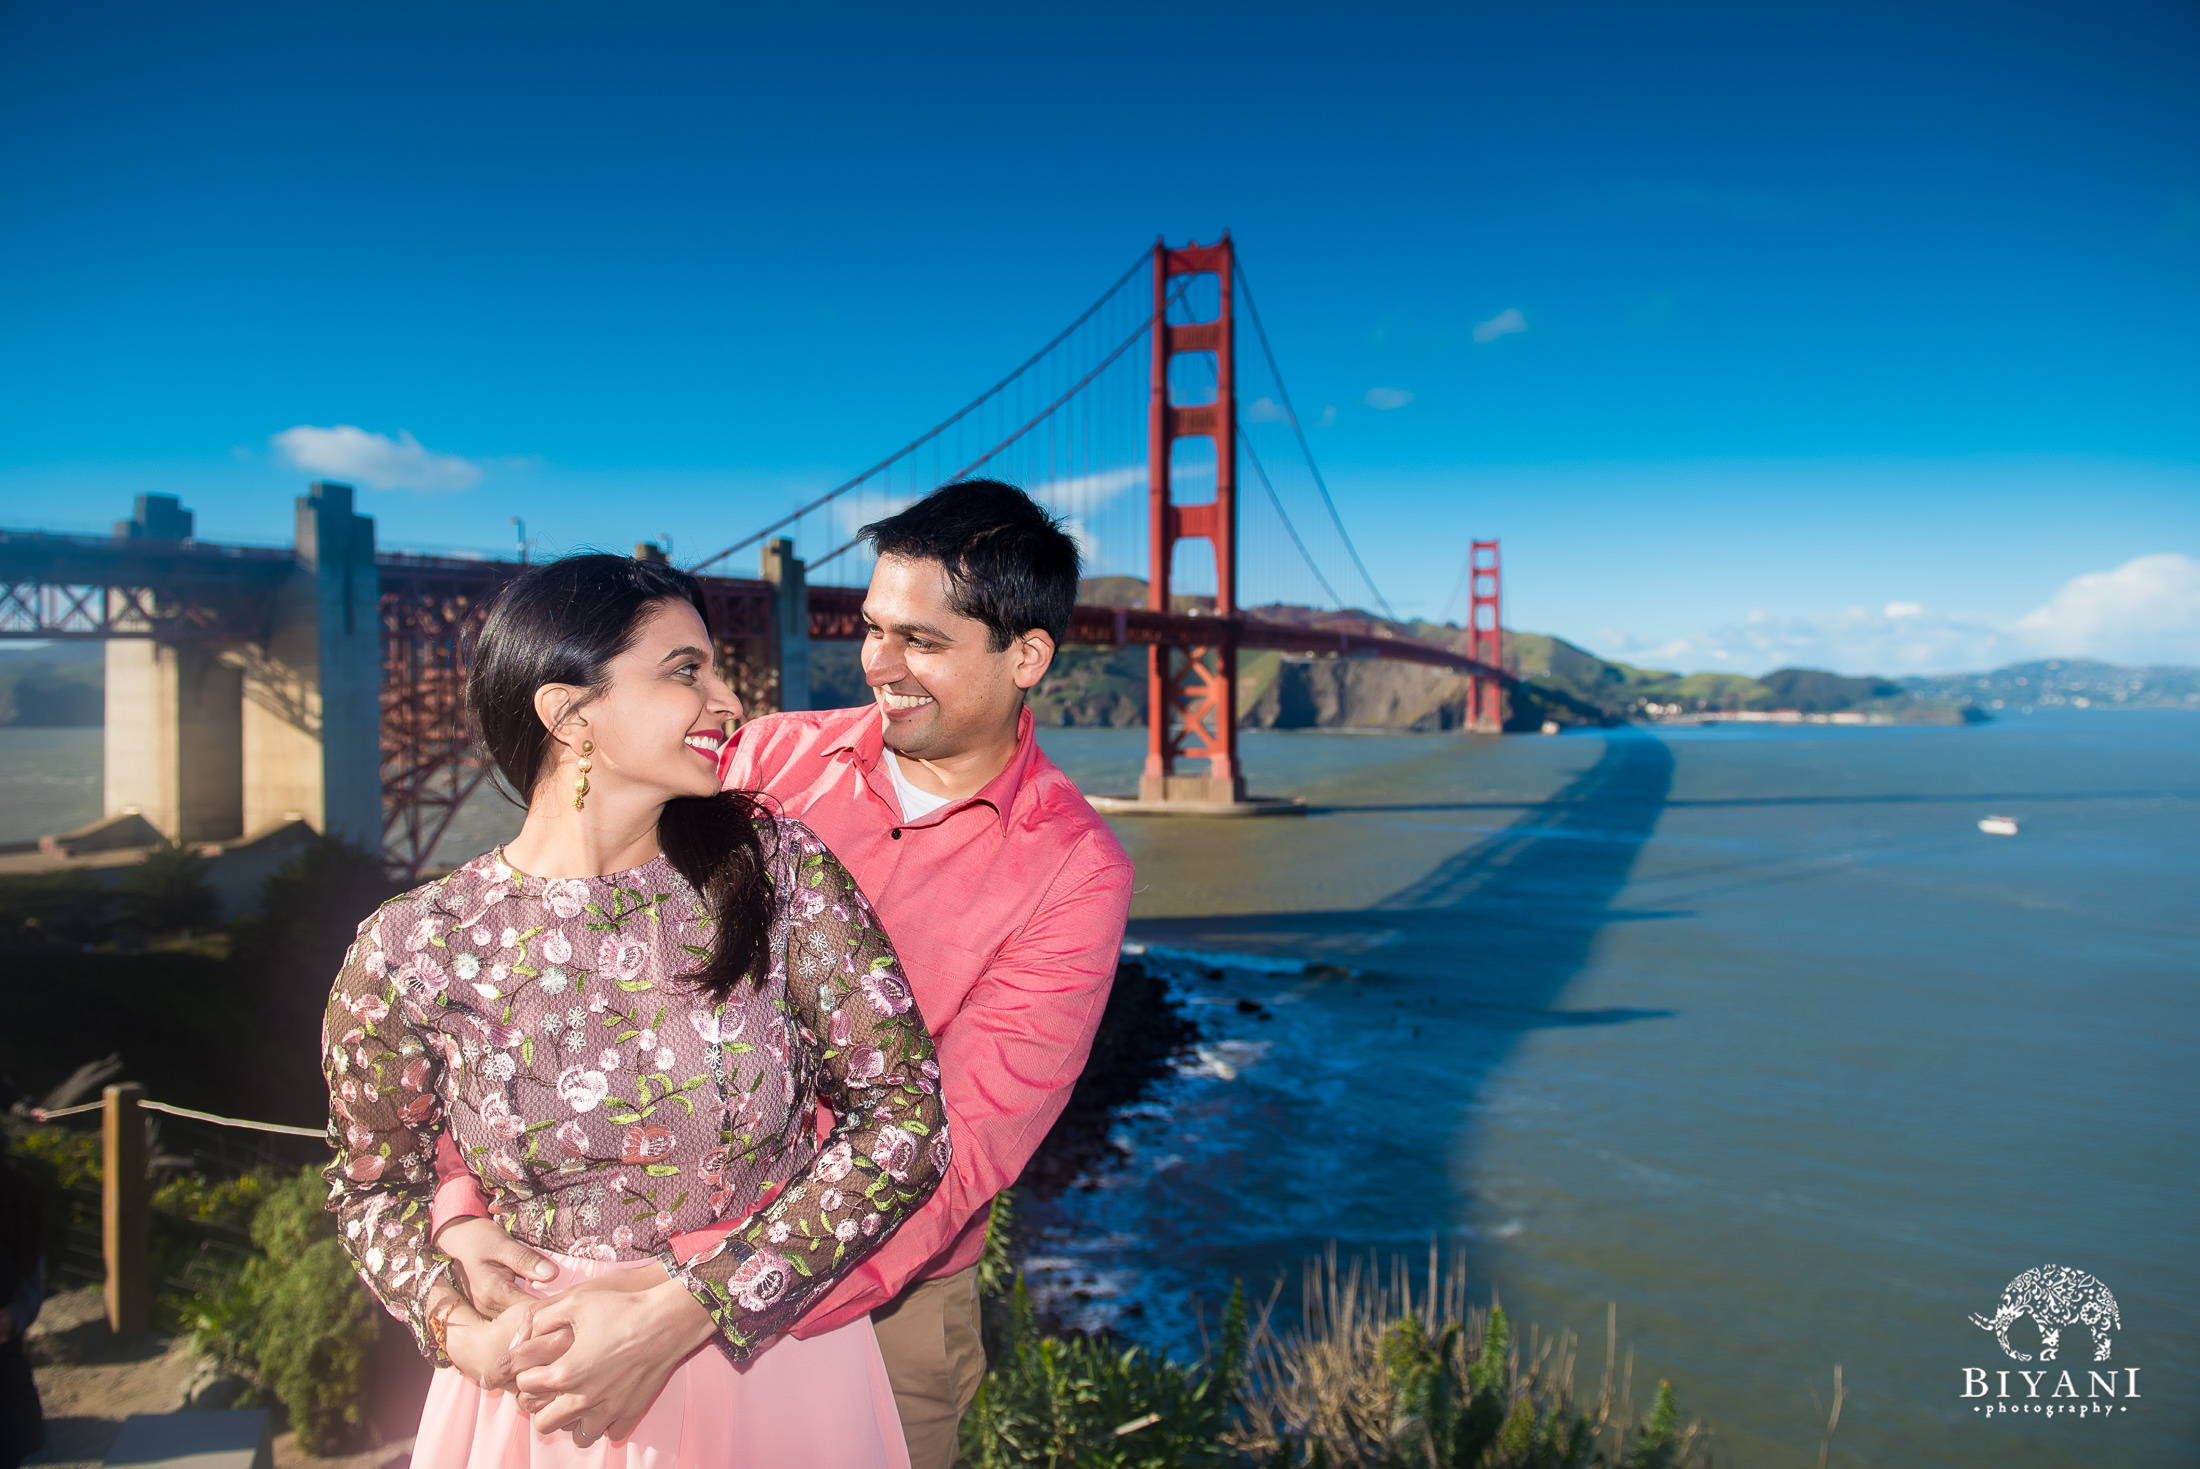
[0,643,103,727]
[1901,659,2200,711]
[1508,635,1975,723]
[807,592,2196,731]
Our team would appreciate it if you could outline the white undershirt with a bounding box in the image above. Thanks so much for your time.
[885,751,953,822]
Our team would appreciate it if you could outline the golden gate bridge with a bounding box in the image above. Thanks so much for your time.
[0,237,1508,880]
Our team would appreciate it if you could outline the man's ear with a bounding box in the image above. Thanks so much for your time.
[1009,630,1057,692]
[532,684,589,753]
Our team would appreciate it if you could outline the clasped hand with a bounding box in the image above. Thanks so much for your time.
[437,1219,715,1446]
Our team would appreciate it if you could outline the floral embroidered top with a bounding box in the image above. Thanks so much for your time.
[321,820,947,1363]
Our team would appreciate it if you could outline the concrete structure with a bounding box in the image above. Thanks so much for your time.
[103,642,245,842]
[762,536,811,714]
[239,482,381,845]
[97,483,382,855]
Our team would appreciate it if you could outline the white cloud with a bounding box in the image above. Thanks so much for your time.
[1363,386,1415,411]
[1318,405,1338,428]
[1597,553,2200,675]
[2014,553,2200,664]
[1245,396,1291,424]
[827,463,1151,546]
[1033,464,1151,503]
[1472,307,1527,345]
[271,424,483,493]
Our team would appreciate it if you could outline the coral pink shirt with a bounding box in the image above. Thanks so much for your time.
[432,703,1133,1337]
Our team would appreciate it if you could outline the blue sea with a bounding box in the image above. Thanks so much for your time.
[1030,712,2199,1467]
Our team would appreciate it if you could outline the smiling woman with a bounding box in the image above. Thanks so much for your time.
[322,551,945,1465]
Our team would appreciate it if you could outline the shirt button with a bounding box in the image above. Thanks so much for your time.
[890,829,902,840]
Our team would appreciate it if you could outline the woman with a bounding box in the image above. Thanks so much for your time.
[324,554,948,1465]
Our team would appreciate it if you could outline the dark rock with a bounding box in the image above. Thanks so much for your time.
[1015,959,1199,1198]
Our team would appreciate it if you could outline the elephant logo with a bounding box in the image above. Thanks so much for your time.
[1970,1265,2120,1363]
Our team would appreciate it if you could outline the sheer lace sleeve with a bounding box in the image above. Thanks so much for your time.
[665,831,949,1358]
[321,899,455,1362]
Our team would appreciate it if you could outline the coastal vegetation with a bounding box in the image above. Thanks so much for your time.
[964,1206,1712,1469]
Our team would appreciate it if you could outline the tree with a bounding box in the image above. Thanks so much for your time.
[118,841,218,941]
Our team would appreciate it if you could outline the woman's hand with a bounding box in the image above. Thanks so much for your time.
[444,1298,555,1392]
[507,1279,717,1445]
[436,1216,558,1315]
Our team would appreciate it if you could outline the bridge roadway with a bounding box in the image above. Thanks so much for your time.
[0,505,1503,875]
[0,529,1505,671]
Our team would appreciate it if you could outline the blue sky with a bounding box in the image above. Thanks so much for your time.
[3,0,2196,673]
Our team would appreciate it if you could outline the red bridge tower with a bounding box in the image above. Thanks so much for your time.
[1140,236,1245,803]
[1465,538,1504,733]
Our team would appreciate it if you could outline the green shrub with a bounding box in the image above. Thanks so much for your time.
[965,1274,1248,1469]
[0,869,115,945]
[183,1165,380,1455]
[151,1167,278,1315]
[255,1235,381,1453]
[5,1122,102,1282]
[118,840,219,941]
[966,1196,1249,1468]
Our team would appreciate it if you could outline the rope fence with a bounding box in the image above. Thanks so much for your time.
[17,1083,328,1334]
[32,1097,324,1139]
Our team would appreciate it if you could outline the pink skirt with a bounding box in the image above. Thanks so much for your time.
[411,1251,911,1469]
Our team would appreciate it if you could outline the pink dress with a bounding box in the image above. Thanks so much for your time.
[321,826,948,1467]
[408,1251,909,1469]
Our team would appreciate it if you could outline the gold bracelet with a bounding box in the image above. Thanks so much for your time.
[427,1295,465,1359]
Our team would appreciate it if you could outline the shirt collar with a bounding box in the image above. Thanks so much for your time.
[827,704,1036,833]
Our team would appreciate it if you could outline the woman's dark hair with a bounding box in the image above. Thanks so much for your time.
[466,553,774,1000]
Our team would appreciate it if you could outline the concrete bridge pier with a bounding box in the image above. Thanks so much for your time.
[99,482,383,856]
[102,641,245,843]
[762,536,810,715]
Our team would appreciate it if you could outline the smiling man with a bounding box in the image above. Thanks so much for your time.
[719,482,1134,1465]
[432,480,1133,1467]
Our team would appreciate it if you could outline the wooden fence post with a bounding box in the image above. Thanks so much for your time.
[102,1082,150,1336]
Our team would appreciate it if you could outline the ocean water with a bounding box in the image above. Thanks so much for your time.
[1030,714,2200,1467]
[0,728,101,844]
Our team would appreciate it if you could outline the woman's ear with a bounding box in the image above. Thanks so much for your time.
[533,684,588,755]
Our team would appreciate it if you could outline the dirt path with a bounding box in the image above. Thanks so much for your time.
[21,1286,412,1469]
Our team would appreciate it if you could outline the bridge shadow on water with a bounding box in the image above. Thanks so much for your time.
[1097,730,1678,1339]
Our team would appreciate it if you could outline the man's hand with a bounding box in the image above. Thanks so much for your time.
[509,1280,716,1445]
[445,1298,558,1393]
[436,1216,557,1315]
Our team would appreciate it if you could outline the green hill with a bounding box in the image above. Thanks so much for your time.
[803,595,1986,728]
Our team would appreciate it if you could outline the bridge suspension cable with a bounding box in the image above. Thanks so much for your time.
[691,240,1398,628]
[1233,258,1397,620]
[687,247,1156,577]
[1238,427,1344,610]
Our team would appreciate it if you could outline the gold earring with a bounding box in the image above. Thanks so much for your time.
[573,740,593,811]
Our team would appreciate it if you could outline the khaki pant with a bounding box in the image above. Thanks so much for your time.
[870,1266,986,1469]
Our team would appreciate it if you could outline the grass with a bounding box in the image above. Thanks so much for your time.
[965,1198,1736,1469]
[1231,1245,1709,1468]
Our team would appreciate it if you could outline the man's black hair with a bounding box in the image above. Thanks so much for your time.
[860,480,1081,649]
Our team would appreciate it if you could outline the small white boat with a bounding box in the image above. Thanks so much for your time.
[1978,816,2019,837]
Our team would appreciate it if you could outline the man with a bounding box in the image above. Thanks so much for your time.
[433,480,1134,1467]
